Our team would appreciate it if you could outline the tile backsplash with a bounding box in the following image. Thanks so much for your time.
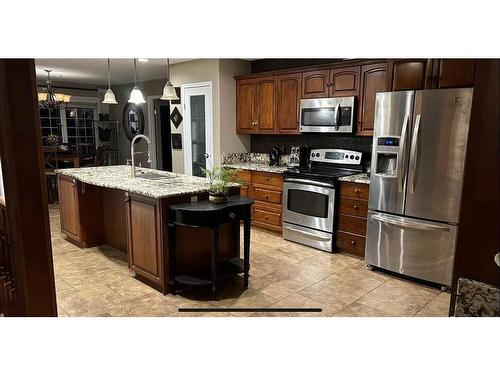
[250,134,373,154]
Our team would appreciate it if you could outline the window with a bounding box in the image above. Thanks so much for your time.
[65,107,95,145]
[39,107,62,145]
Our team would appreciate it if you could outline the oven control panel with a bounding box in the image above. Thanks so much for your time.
[310,149,362,165]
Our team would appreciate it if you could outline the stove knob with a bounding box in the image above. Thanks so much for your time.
[311,152,314,157]
[355,156,360,160]
[345,155,349,158]
[316,153,320,157]
[350,155,354,159]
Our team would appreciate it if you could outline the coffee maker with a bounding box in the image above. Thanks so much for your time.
[288,146,310,169]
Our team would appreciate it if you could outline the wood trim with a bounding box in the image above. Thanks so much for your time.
[235,59,387,80]
[449,59,500,315]
[0,59,57,316]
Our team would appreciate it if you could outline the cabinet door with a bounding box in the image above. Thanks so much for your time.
[329,66,360,97]
[277,73,301,134]
[126,194,163,287]
[387,59,433,90]
[58,175,80,240]
[236,78,254,133]
[254,76,277,133]
[432,59,476,89]
[302,69,329,98]
[357,63,388,136]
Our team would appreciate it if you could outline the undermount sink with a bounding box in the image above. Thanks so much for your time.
[136,172,175,180]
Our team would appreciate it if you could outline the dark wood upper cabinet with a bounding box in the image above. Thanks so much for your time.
[432,59,476,89]
[302,69,330,98]
[358,63,388,136]
[277,73,301,134]
[236,77,277,134]
[254,77,277,133]
[329,66,360,97]
[236,78,254,133]
[387,59,433,91]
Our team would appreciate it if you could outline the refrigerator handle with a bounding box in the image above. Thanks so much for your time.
[397,113,410,192]
[408,114,421,194]
[371,214,451,232]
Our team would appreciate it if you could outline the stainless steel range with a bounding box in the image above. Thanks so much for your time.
[282,149,363,252]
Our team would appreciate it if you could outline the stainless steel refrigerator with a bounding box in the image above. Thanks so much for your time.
[365,88,473,287]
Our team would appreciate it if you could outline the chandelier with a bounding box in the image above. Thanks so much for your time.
[38,69,71,109]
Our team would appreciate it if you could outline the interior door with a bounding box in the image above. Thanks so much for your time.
[368,91,414,215]
[153,99,172,171]
[405,88,473,223]
[182,83,213,177]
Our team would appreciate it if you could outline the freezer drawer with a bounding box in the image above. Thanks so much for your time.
[283,222,333,252]
[365,211,457,286]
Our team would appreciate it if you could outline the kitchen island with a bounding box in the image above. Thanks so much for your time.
[56,165,240,293]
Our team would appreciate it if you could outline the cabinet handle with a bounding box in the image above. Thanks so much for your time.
[265,177,269,181]
[265,194,269,199]
[353,204,359,209]
[265,216,268,221]
[354,188,359,193]
[350,240,356,246]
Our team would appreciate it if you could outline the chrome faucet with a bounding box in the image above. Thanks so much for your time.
[130,134,151,177]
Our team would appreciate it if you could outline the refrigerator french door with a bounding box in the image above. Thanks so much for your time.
[366,88,473,286]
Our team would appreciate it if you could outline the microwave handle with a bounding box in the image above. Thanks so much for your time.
[334,103,340,130]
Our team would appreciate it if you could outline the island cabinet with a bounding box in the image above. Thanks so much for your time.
[230,170,283,233]
[336,181,369,258]
[58,174,104,248]
[124,192,240,293]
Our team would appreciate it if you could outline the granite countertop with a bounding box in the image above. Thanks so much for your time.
[55,165,238,199]
[338,172,371,185]
[222,162,288,174]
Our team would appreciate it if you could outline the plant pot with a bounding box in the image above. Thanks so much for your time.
[209,193,227,204]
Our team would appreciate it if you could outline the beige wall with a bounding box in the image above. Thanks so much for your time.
[219,59,251,154]
[110,58,251,174]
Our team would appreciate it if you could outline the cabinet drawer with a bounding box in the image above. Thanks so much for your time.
[337,231,366,258]
[253,206,282,227]
[338,214,367,236]
[252,171,283,188]
[340,182,369,200]
[339,198,368,217]
[252,186,282,204]
[232,169,252,184]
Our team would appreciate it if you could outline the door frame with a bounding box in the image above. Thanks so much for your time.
[181,81,213,176]
[147,95,161,169]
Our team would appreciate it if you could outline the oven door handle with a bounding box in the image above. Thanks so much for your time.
[285,178,334,188]
[285,226,332,242]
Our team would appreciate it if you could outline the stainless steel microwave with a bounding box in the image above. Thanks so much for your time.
[299,96,355,133]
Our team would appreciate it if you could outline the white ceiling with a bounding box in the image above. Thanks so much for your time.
[35,58,192,86]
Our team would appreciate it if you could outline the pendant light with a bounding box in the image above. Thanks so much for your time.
[102,59,118,104]
[128,58,146,104]
[160,58,179,101]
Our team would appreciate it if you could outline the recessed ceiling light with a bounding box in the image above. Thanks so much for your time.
[137,58,149,63]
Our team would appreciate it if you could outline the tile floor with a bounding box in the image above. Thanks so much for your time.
[49,206,450,317]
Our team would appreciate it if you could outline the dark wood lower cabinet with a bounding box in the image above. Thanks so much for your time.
[125,194,165,288]
[336,182,369,258]
[57,180,241,294]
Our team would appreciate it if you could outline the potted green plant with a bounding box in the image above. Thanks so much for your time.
[201,166,236,204]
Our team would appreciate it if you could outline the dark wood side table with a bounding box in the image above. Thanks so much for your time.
[168,196,254,299]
